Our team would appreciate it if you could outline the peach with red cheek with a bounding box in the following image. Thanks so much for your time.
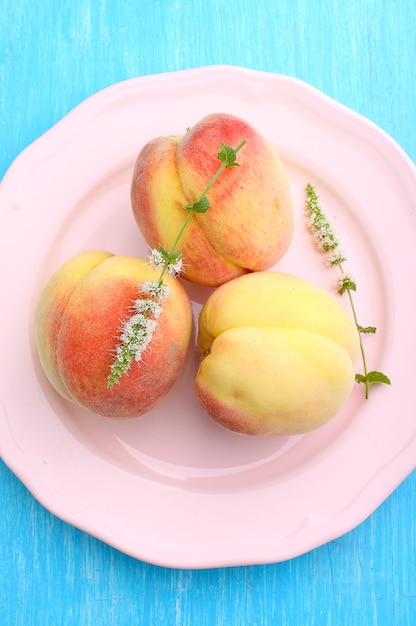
[131,113,293,287]
[35,250,113,400]
[35,252,192,418]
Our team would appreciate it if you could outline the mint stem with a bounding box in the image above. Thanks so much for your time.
[305,183,390,399]
[157,139,246,287]
[340,262,370,399]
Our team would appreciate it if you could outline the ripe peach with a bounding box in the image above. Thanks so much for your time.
[35,251,192,418]
[131,113,293,286]
[195,271,359,436]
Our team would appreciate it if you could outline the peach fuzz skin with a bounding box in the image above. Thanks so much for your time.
[195,271,359,436]
[131,113,293,287]
[35,251,192,418]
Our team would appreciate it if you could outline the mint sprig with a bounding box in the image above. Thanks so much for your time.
[107,139,246,387]
[305,183,391,399]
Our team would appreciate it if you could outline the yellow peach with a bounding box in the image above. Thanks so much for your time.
[131,113,293,286]
[35,252,192,418]
[195,271,359,436]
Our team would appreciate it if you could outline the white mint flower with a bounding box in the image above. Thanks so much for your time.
[149,248,165,271]
[327,249,347,266]
[166,256,183,276]
[110,310,157,377]
[149,247,183,277]
[141,281,171,300]
[135,298,163,318]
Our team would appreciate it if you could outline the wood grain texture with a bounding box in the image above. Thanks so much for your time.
[1,0,415,624]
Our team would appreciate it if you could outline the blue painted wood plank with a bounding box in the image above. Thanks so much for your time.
[1,1,415,625]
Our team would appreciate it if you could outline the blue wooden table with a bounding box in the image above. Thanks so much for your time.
[1,1,415,624]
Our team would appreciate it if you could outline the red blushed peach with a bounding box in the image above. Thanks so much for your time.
[35,251,192,418]
[131,113,293,286]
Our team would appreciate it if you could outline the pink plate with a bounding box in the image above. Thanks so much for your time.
[1,66,415,568]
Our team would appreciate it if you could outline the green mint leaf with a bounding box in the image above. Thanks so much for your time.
[355,371,391,390]
[218,143,240,168]
[183,196,211,213]
[158,245,170,260]
[355,374,367,384]
[366,371,391,385]
[338,277,357,295]
[170,250,183,262]
[158,246,181,262]
[358,325,377,334]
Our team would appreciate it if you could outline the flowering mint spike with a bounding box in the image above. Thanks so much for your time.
[141,281,170,300]
[306,183,343,259]
[107,139,246,387]
[305,183,390,399]
[149,247,165,271]
[107,290,162,387]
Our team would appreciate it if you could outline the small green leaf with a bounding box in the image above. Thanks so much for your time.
[183,196,211,213]
[358,325,377,334]
[157,246,182,266]
[338,276,357,295]
[355,371,391,390]
[158,245,170,260]
[366,371,391,385]
[218,143,240,168]
[355,374,367,384]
